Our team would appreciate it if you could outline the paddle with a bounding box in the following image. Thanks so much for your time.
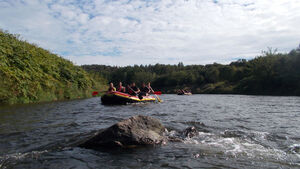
[92,90,107,96]
[153,91,162,95]
[154,94,162,102]
[147,87,162,102]
[127,85,140,96]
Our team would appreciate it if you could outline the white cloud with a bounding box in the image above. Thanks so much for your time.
[0,0,300,66]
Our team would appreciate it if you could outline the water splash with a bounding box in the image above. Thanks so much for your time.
[288,144,300,157]
[0,150,48,169]
[179,128,300,166]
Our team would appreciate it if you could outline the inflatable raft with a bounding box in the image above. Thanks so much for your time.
[101,91,156,105]
[177,92,192,95]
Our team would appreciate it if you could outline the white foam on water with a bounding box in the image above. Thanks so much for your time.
[249,130,269,138]
[0,150,48,168]
[167,128,300,166]
[222,129,270,141]
[184,137,200,144]
[183,132,214,145]
[289,144,300,158]
[198,131,213,136]
[164,129,177,137]
[182,131,300,165]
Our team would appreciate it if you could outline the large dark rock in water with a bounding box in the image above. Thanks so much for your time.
[79,115,166,149]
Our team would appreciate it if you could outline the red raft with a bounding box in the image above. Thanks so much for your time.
[101,91,156,105]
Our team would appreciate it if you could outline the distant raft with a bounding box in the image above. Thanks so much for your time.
[177,92,192,95]
[101,91,156,105]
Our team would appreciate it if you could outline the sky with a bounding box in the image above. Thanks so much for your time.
[0,0,300,66]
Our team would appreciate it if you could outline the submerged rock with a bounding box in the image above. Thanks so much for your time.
[183,126,199,138]
[166,126,200,142]
[79,115,167,149]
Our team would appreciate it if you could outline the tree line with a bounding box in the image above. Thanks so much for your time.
[82,47,300,96]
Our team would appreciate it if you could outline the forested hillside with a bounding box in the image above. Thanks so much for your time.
[82,48,300,96]
[0,30,107,104]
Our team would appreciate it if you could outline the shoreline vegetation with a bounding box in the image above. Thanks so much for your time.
[0,30,107,105]
[82,47,300,96]
[1,29,299,105]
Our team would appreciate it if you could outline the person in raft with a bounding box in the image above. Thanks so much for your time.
[128,82,140,95]
[108,82,116,92]
[146,82,155,93]
[116,82,126,93]
[140,83,149,96]
[177,89,184,94]
[140,82,154,96]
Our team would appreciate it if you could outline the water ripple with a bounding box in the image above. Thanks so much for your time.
[0,95,299,168]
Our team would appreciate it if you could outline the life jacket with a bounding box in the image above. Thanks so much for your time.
[117,86,125,92]
[127,86,133,94]
[141,87,150,93]
[128,86,138,95]
[108,87,116,92]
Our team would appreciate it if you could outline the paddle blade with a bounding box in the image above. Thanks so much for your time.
[157,97,162,102]
[153,94,162,102]
[92,91,99,96]
[156,95,162,102]
[153,91,162,95]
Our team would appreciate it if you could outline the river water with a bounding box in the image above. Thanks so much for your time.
[0,94,300,169]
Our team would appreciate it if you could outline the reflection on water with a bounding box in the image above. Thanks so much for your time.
[0,95,300,168]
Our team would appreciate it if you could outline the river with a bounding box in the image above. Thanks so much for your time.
[0,94,300,168]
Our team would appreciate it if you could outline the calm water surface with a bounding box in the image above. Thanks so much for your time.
[0,95,300,168]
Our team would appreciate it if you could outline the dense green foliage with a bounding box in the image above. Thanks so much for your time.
[0,30,107,104]
[1,29,298,104]
[82,48,300,96]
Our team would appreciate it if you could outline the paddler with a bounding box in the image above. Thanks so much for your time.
[116,82,126,93]
[128,82,140,95]
[146,82,155,94]
[146,82,162,102]
[108,82,116,92]
[140,82,154,96]
[140,83,149,96]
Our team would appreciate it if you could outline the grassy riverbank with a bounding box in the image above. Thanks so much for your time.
[0,30,107,104]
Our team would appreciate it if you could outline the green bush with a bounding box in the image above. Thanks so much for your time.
[0,30,107,104]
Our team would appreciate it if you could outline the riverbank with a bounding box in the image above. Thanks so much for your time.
[0,30,107,104]
[158,84,300,96]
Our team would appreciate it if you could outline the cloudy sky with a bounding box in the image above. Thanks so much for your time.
[0,0,299,66]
